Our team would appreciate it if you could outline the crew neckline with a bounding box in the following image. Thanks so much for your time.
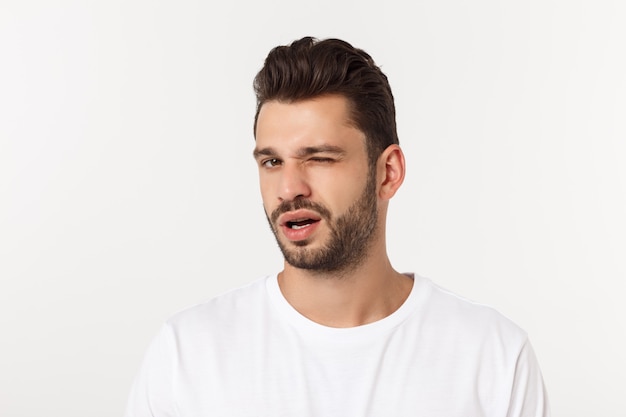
[265,273,427,343]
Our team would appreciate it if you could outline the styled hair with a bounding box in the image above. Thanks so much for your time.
[253,36,398,165]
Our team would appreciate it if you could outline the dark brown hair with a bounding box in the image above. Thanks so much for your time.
[253,36,399,165]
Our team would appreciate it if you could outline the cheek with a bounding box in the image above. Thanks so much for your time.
[258,179,274,212]
[323,180,363,211]
[258,172,274,197]
[260,191,275,214]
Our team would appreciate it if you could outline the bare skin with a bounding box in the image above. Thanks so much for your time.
[254,95,413,328]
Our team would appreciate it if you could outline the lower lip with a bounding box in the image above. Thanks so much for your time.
[280,221,321,242]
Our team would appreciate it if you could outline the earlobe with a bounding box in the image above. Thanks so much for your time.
[378,145,405,200]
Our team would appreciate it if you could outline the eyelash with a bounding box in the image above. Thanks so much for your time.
[309,157,334,163]
[260,157,335,168]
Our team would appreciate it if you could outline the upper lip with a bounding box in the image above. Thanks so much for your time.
[278,210,322,227]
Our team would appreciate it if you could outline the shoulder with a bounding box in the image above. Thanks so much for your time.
[411,274,528,350]
[164,276,271,333]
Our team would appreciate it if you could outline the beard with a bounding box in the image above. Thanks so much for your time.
[265,169,378,274]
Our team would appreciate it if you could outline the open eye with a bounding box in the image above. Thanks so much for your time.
[261,158,282,168]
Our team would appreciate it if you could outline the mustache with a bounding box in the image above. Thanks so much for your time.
[270,199,332,224]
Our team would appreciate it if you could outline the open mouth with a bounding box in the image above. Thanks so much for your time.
[277,210,323,241]
[286,218,319,229]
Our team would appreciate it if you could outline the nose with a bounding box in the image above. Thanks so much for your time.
[277,162,311,202]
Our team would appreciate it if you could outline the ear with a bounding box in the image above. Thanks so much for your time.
[377,144,405,200]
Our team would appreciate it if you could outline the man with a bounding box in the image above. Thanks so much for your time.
[125,36,550,416]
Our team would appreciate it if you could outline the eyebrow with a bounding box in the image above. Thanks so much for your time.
[252,147,276,160]
[253,145,347,160]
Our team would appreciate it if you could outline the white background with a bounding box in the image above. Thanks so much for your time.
[1,0,625,416]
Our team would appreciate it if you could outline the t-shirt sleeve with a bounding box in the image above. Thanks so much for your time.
[124,323,178,417]
[506,339,551,417]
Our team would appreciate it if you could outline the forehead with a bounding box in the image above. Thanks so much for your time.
[255,95,365,153]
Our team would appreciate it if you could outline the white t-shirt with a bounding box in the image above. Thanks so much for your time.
[125,274,550,417]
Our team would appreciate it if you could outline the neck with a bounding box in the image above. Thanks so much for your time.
[277,243,413,328]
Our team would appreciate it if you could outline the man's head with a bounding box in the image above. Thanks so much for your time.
[253,37,404,274]
[253,36,399,167]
